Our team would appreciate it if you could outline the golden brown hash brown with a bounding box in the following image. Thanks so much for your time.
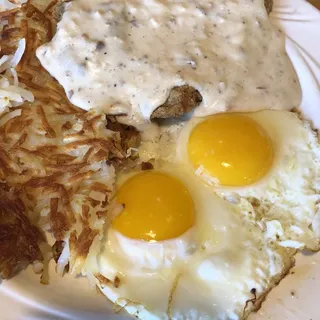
[264,0,273,15]
[0,185,44,279]
[0,0,134,277]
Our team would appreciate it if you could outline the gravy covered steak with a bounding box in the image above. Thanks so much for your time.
[37,0,300,125]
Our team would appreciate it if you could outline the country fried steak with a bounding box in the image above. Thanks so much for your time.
[150,85,203,120]
[150,0,274,120]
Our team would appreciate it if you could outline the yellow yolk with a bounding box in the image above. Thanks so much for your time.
[112,171,195,241]
[188,113,273,186]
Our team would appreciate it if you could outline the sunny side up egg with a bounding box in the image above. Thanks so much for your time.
[175,110,320,250]
[88,110,319,319]
[94,166,291,319]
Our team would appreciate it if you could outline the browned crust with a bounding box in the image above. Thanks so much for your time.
[52,240,64,262]
[141,161,154,171]
[243,247,296,319]
[166,273,182,320]
[52,240,69,273]
[292,107,320,144]
[36,105,57,138]
[106,116,141,153]
[0,0,127,275]
[264,0,273,15]
[0,186,44,279]
[95,273,112,286]
[69,227,99,261]
[150,85,202,120]
[95,273,121,289]
[49,198,70,241]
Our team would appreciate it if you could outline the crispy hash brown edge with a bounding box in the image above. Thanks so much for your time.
[0,184,44,279]
[0,0,130,277]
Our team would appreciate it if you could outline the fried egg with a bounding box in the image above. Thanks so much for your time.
[173,110,320,250]
[87,110,319,319]
[99,168,242,276]
[91,166,293,319]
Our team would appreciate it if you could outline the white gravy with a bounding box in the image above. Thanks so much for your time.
[37,0,301,123]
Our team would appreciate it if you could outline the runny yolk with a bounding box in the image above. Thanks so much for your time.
[112,171,195,241]
[187,113,273,186]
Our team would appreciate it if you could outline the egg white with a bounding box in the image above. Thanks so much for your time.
[92,165,289,319]
[86,110,319,319]
[98,166,243,273]
[174,110,320,250]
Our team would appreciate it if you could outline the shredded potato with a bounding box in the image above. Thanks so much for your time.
[0,0,27,11]
[0,38,34,113]
[0,0,127,277]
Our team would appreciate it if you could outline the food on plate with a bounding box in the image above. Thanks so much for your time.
[187,113,274,186]
[106,115,141,157]
[0,38,34,112]
[36,0,301,123]
[0,185,44,279]
[160,110,320,250]
[0,1,319,320]
[0,0,127,279]
[0,0,27,11]
[89,166,295,319]
[112,171,195,241]
[150,85,202,120]
[93,108,319,318]
[264,0,273,15]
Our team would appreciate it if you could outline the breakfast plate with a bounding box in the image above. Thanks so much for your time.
[0,0,320,319]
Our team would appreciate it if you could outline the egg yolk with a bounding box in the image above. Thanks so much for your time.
[188,113,273,186]
[112,171,195,241]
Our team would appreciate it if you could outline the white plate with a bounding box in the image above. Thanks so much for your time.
[1,0,320,319]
